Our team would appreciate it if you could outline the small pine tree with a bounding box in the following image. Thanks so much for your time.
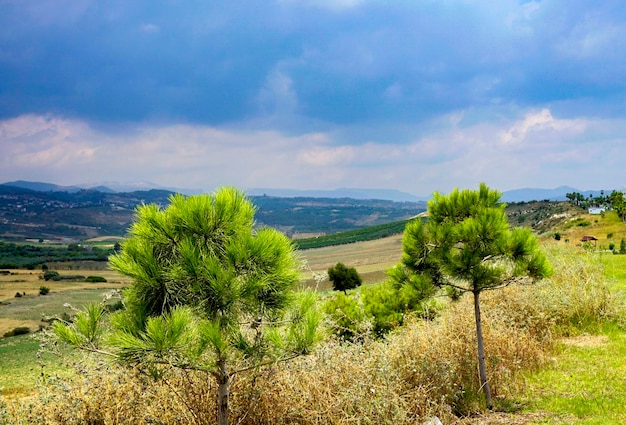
[328,262,363,294]
[390,183,552,410]
[54,188,320,425]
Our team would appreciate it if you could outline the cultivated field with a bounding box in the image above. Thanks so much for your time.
[299,234,403,290]
[0,269,131,337]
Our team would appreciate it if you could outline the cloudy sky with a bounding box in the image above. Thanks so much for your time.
[1,0,625,196]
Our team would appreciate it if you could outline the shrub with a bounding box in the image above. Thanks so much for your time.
[39,286,50,295]
[323,292,368,341]
[43,271,59,281]
[324,281,438,340]
[3,326,30,338]
[85,275,107,283]
[14,292,22,298]
[105,300,125,312]
[328,262,362,294]
[51,274,85,281]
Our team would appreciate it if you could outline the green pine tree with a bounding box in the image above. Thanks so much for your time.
[54,187,321,425]
[389,183,552,410]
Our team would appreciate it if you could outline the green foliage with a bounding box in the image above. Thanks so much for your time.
[294,219,411,249]
[621,239,626,255]
[324,280,437,340]
[391,183,552,410]
[43,270,59,281]
[55,187,321,425]
[328,262,362,294]
[0,241,114,268]
[39,286,50,295]
[85,275,107,283]
[2,326,30,338]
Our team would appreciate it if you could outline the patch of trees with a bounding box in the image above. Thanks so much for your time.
[566,189,626,222]
[0,241,114,268]
[51,185,552,420]
[294,219,411,250]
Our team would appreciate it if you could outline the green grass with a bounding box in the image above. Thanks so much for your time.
[518,247,626,424]
[597,253,626,291]
[523,323,626,424]
[0,334,74,397]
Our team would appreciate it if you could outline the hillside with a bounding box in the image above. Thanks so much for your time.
[0,185,425,241]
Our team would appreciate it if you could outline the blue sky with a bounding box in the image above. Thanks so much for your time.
[1,0,625,196]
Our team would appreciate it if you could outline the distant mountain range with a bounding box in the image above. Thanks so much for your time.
[246,188,429,202]
[0,180,614,203]
[499,186,608,203]
[1,180,199,195]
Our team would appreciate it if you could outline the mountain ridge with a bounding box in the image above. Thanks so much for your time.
[1,180,617,203]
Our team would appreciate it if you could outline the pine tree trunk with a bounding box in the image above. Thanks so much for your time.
[216,360,231,425]
[473,290,493,410]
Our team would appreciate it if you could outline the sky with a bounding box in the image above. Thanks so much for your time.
[1,0,625,197]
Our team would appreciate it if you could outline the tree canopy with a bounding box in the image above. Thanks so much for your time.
[389,183,551,409]
[328,262,363,294]
[55,187,320,425]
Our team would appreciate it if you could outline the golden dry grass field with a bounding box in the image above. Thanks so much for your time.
[298,234,403,290]
[0,269,131,337]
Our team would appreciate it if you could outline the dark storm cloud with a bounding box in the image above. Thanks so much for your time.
[2,1,625,127]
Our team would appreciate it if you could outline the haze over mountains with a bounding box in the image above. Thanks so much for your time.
[1,180,610,203]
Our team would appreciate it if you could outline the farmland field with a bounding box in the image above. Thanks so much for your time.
[299,234,403,290]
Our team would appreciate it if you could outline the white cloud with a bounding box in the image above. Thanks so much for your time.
[499,109,587,145]
[1,110,626,196]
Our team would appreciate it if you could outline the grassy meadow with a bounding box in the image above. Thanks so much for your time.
[0,210,625,424]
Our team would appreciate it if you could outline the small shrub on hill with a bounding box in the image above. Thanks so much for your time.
[3,326,30,338]
[51,274,85,281]
[85,275,107,283]
[328,262,362,294]
[39,286,50,295]
[43,271,59,281]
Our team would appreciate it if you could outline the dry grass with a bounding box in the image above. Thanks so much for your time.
[0,269,130,301]
[299,235,402,290]
[0,269,130,336]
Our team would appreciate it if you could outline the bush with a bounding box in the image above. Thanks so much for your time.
[43,271,59,281]
[324,281,438,340]
[39,286,50,295]
[51,275,85,281]
[105,300,125,312]
[14,292,22,298]
[85,275,107,283]
[327,262,362,294]
[3,326,30,338]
